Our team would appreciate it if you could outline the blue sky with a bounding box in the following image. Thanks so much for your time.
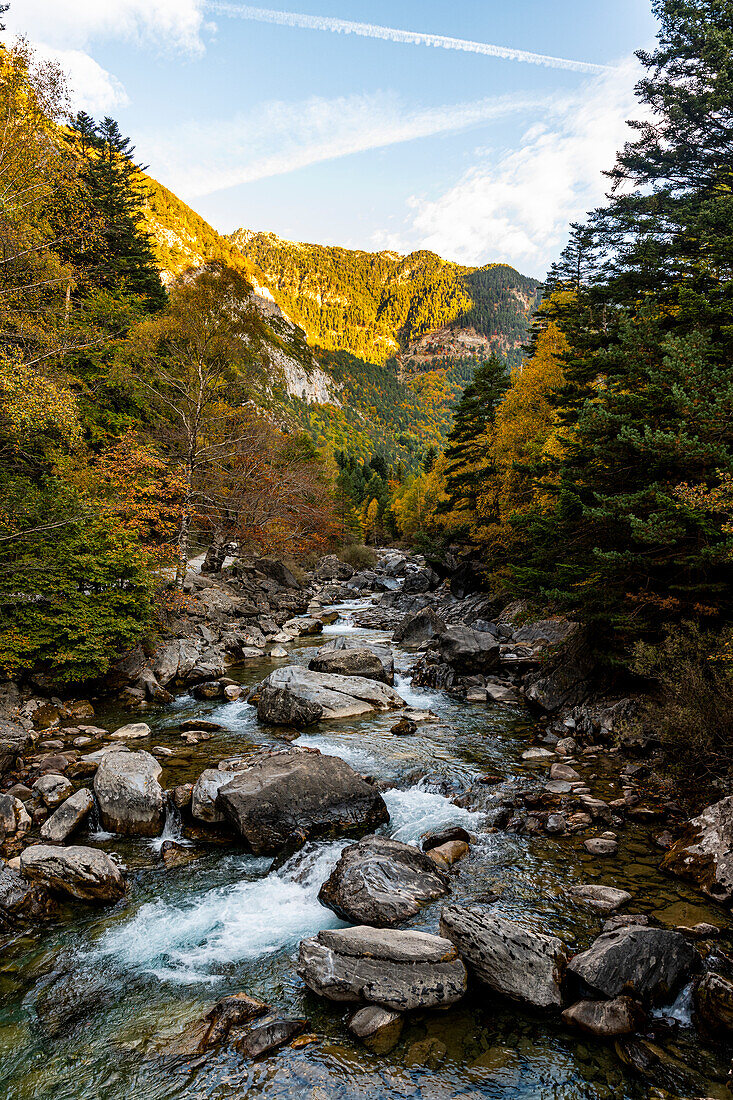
[7,2,659,277]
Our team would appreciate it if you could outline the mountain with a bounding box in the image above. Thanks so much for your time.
[228,229,540,367]
[141,176,541,469]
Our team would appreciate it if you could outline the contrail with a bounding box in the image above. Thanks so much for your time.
[208,3,612,76]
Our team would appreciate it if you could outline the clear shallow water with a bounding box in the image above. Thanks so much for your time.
[1,600,732,1099]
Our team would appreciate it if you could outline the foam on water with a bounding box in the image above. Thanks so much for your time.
[393,673,442,712]
[96,843,346,984]
[383,784,485,845]
[295,733,383,773]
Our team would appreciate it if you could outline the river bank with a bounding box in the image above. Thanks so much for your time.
[1,553,732,1099]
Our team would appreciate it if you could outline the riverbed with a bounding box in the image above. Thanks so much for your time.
[1,599,731,1099]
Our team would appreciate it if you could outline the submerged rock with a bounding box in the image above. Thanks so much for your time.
[568,884,632,913]
[199,993,269,1051]
[440,905,568,1008]
[217,750,389,854]
[660,795,733,905]
[348,1005,403,1054]
[298,926,467,1011]
[94,749,165,837]
[567,926,698,1005]
[562,996,647,1037]
[20,844,126,903]
[236,1018,308,1059]
[318,835,449,927]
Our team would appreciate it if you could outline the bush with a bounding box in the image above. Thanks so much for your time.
[633,622,733,782]
[339,543,377,570]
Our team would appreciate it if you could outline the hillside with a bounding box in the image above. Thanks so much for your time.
[140,175,540,469]
[229,229,540,366]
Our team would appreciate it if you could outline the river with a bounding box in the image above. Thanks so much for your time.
[0,598,730,1099]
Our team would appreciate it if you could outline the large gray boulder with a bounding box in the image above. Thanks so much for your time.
[660,796,733,905]
[253,666,405,727]
[567,926,698,1005]
[20,844,126,903]
[217,750,389,854]
[93,749,165,837]
[191,768,235,825]
[40,788,94,843]
[437,626,500,673]
[0,859,55,923]
[309,637,394,685]
[393,607,447,647]
[318,835,449,927]
[440,905,568,1008]
[562,996,647,1037]
[298,926,468,1011]
[0,719,30,777]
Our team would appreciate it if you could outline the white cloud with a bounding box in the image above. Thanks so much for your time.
[38,47,130,112]
[5,0,209,114]
[6,1,208,54]
[385,58,644,277]
[145,90,552,199]
[210,4,611,75]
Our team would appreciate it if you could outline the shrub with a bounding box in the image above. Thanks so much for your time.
[339,543,377,570]
[633,622,733,783]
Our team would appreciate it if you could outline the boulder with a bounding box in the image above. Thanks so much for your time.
[256,557,302,590]
[393,607,448,647]
[298,926,467,1011]
[431,840,469,865]
[309,637,394,684]
[217,750,389,854]
[567,926,698,1005]
[437,626,500,673]
[391,717,416,736]
[440,905,568,1008]
[694,971,733,1033]
[20,844,126,903]
[562,996,647,1037]
[40,788,94,843]
[0,719,30,777]
[93,749,165,836]
[254,666,405,727]
[318,835,449,927]
[0,793,30,838]
[422,826,471,853]
[283,616,323,637]
[32,773,73,809]
[660,796,733,905]
[309,647,390,685]
[348,1005,403,1054]
[191,767,236,825]
[0,859,55,923]
[522,623,595,713]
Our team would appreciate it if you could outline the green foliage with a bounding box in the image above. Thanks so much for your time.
[230,231,540,365]
[339,544,378,570]
[633,622,733,782]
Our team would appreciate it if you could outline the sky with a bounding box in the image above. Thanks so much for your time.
[6,1,659,278]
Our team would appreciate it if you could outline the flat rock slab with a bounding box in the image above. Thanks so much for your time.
[298,926,467,1011]
[440,905,568,1008]
[318,835,449,927]
[567,926,698,1005]
[254,666,405,727]
[217,750,389,854]
[20,844,126,903]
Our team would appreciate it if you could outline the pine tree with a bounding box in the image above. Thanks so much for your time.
[440,356,509,524]
[515,0,733,652]
[74,116,166,311]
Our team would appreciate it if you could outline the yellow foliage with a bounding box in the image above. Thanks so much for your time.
[0,357,81,448]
